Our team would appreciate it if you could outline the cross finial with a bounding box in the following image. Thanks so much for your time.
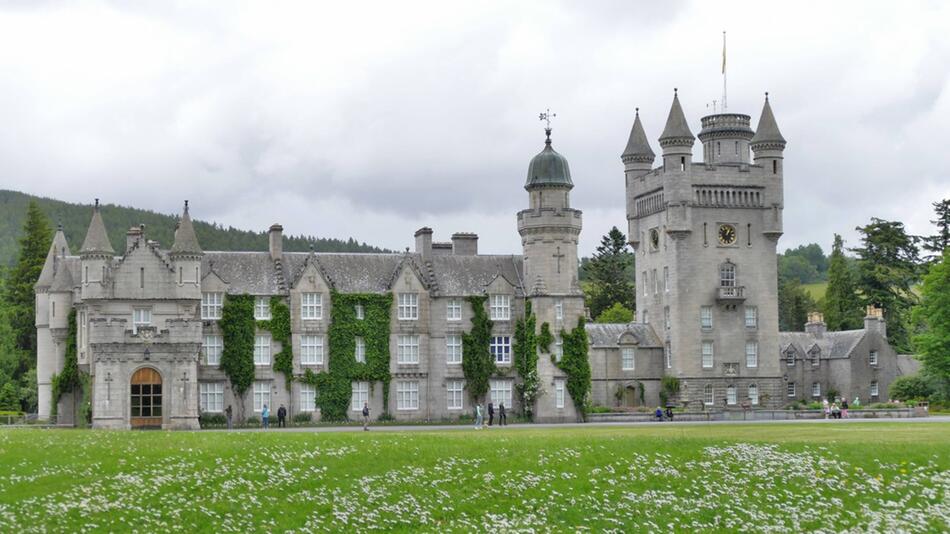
[539,108,556,143]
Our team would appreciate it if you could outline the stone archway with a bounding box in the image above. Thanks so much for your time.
[130,367,163,429]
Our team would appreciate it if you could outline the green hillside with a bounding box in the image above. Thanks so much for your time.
[0,190,389,266]
[802,282,828,301]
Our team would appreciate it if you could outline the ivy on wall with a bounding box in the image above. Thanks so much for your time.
[557,317,591,419]
[513,301,541,419]
[219,294,255,406]
[259,297,293,392]
[300,292,392,421]
[50,309,81,418]
[462,295,494,403]
[538,322,553,353]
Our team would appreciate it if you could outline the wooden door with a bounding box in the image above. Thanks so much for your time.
[130,367,163,429]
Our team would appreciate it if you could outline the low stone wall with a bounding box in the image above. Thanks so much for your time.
[587,408,921,423]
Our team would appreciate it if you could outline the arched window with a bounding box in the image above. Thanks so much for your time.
[726,385,737,405]
[719,262,736,287]
[703,384,714,406]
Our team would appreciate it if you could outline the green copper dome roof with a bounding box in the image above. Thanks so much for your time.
[525,129,573,189]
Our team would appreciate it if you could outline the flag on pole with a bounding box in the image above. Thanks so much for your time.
[722,31,726,74]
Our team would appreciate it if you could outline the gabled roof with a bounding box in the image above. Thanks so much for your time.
[750,94,786,146]
[585,323,662,348]
[80,202,115,256]
[779,330,866,359]
[170,202,203,256]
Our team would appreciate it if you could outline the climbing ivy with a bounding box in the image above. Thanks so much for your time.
[300,292,392,421]
[220,294,256,405]
[514,301,541,419]
[462,295,494,403]
[50,309,81,417]
[538,322,553,353]
[259,297,293,392]
[557,317,591,419]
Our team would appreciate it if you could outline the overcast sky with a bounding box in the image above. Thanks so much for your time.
[1,1,948,257]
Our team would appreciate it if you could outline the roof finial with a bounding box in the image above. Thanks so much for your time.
[765,91,769,101]
[539,108,556,144]
[94,198,99,209]
[635,107,639,116]
[184,199,189,211]
[57,221,63,231]
[674,87,678,95]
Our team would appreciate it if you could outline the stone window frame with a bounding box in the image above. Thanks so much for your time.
[254,334,272,366]
[299,383,316,412]
[870,381,879,398]
[744,306,758,329]
[726,385,737,405]
[621,347,635,371]
[446,380,464,410]
[489,294,511,321]
[252,381,270,413]
[300,334,324,365]
[199,382,224,413]
[396,380,419,410]
[719,262,737,288]
[700,306,713,330]
[490,379,512,409]
[812,382,821,398]
[203,335,223,366]
[748,384,759,405]
[490,336,512,365]
[703,384,714,406]
[397,334,420,364]
[201,292,223,320]
[787,382,796,397]
[132,307,152,334]
[446,298,462,321]
[446,335,463,365]
[351,381,370,411]
[554,379,565,408]
[354,337,366,363]
[254,296,271,321]
[397,293,419,321]
[301,292,323,320]
[745,340,758,368]
[701,341,714,369]
[869,350,879,366]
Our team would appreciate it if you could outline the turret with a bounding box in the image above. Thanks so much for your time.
[79,199,115,300]
[170,200,203,293]
[35,224,73,420]
[621,109,655,247]
[697,113,754,165]
[751,93,786,175]
[658,89,695,171]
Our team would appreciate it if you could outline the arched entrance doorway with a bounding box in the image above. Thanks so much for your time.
[130,367,163,429]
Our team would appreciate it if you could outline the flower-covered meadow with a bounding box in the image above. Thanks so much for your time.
[0,423,947,532]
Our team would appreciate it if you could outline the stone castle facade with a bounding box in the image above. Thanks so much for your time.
[35,91,913,428]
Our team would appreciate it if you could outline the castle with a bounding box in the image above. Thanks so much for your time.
[34,91,913,428]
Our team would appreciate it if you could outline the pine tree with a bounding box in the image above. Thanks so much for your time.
[922,199,950,262]
[586,227,636,320]
[823,234,863,331]
[778,278,815,331]
[852,218,920,353]
[4,201,52,375]
[912,250,950,400]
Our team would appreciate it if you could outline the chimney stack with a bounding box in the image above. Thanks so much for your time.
[414,227,433,260]
[451,233,478,256]
[864,305,886,339]
[126,226,143,252]
[269,224,283,260]
[805,311,826,337]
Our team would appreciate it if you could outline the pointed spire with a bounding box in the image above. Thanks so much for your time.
[621,108,655,163]
[36,225,71,289]
[170,200,203,256]
[751,92,786,147]
[49,253,75,292]
[658,88,695,146]
[80,199,115,256]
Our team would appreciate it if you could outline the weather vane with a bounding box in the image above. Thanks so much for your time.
[539,108,556,129]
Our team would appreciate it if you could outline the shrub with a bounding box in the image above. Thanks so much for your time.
[199,413,227,428]
[245,416,260,426]
[889,375,934,402]
[377,412,395,422]
[293,412,313,424]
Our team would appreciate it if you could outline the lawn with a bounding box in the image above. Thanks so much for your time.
[0,423,947,532]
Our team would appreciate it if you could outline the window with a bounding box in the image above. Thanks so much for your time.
[355,304,365,320]
[201,292,223,320]
[642,310,649,324]
[664,307,671,330]
[446,335,462,364]
[397,293,418,320]
[703,384,714,406]
[653,269,659,294]
[555,379,565,408]
[140,267,144,289]
[352,381,369,411]
[490,294,510,320]
[132,308,151,334]
[301,293,322,320]
[643,271,648,296]
[812,382,821,398]
[680,156,685,171]
[745,341,758,368]
[253,381,270,412]
[396,380,419,410]
[702,341,714,368]
[870,381,879,397]
[447,380,464,410]
[254,297,271,320]
[665,342,672,369]
[720,263,736,287]
[446,299,461,321]
[869,350,879,366]
[300,383,316,412]
[300,335,324,365]
[745,306,757,328]
[621,347,635,370]
[203,335,223,366]
[397,335,420,364]
[809,349,820,366]
[355,337,366,363]
[490,336,511,364]
[787,382,797,397]
[199,382,224,413]
[700,306,713,329]
[726,385,737,405]
[254,335,271,366]
[555,299,563,321]
[748,384,759,405]
[554,337,563,361]
[664,266,669,292]
[786,350,795,367]
[490,379,512,408]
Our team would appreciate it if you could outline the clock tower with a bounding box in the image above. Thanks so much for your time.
[624,91,786,408]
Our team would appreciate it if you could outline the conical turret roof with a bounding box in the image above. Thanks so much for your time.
[49,255,75,292]
[621,109,655,163]
[751,93,786,146]
[659,90,695,144]
[80,200,115,256]
[525,129,573,189]
[170,201,203,256]
[36,224,71,289]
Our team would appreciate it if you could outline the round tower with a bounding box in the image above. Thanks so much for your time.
[697,113,754,165]
[750,93,787,175]
[621,108,656,248]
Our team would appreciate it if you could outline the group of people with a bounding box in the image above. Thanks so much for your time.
[823,398,859,419]
[654,406,675,422]
[473,402,507,429]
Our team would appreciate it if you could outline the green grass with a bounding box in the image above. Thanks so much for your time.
[802,281,828,301]
[0,423,948,532]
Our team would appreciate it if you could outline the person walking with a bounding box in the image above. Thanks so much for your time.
[474,404,483,429]
[262,405,270,429]
[362,402,370,431]
[498,403,507,426]
[225,405,233,430]
[487,402,495,427]
[841,399,849,419]
[277,404,287,428]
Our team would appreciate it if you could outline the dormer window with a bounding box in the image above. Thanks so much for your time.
[489,294,510,321]
[786,349,795,367]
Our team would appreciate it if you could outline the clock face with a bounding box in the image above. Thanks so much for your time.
[718,224,737,245]
[649,228,660,250]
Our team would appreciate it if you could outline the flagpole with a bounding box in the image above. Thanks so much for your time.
[722,31,727,111]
